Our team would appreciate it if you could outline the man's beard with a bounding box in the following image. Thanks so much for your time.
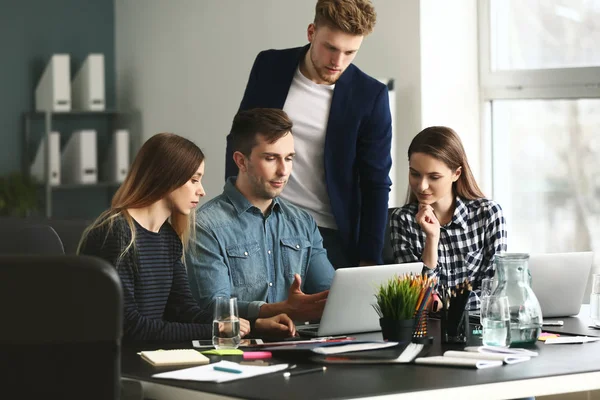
[310,49,340,84]
[248,174,285,200]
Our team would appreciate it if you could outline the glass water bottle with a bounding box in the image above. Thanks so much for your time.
[492,253,543,346]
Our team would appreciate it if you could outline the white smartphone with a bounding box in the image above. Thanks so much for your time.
[192,338,264,348]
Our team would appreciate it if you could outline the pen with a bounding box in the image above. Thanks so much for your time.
[213,365,243,374]
[283,366,326,378]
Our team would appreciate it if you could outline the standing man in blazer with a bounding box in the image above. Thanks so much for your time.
[225,0,392,268]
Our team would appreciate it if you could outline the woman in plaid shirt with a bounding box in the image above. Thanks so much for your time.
[390,126,507,310]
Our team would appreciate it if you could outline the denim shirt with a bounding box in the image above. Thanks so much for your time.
[186,178,335,319]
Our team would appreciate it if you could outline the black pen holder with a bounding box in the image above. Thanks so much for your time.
[441,309,469,344]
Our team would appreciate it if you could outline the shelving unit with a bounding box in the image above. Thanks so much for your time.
[23,110,138,217]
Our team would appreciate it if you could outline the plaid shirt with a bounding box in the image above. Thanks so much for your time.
[390,197,507,310]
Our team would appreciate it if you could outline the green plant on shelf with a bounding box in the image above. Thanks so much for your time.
[0,171,39,217]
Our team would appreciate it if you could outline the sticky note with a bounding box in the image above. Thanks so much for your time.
[201,349,244,356]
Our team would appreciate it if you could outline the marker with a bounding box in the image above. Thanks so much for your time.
[243,351,272,360]
[283,366,326,378]
[213,365,243,374]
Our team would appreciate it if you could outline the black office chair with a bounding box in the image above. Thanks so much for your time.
[0,223,65,255]
[0,216,90,254]
[382,207,399,264]
[0,255,123,399]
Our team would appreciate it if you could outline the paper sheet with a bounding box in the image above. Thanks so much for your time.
[152,360,289,383]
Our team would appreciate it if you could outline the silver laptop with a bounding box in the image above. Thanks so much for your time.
[296,262,424,337]
[529,252,593,318]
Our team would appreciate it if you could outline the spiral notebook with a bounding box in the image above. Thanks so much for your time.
[139,349,210,366]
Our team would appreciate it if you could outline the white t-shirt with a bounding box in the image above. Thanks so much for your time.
[281,68,337,229]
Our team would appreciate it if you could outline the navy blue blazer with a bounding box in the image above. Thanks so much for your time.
[226,45,392,265]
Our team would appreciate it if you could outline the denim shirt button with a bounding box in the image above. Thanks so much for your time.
[244,251,248,256]
[268,250,271,255]
[268,282,273,287]
[295,244,300,249]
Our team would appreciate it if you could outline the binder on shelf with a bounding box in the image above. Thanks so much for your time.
[35,54,71,112]
[61,130,98,184]
[103,129,130,183]
[30,131,61,186]
[71,54,105,111]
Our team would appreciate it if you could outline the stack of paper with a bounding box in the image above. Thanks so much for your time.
[312,342,426,364]
[139,349,209,367]
[152,360,289,383]
[414,346,536,369]
[544,336,600,344]
[415,356,502,369]
[443,350,530,365]
[464,345,539,357]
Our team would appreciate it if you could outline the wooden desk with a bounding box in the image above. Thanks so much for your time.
[122,315,600,400]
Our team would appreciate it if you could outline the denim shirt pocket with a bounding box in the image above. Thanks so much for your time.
[226,241,265,287]
[280,237,311,278]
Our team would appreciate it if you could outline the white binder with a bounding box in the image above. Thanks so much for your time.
[35,54,71,112]
[71,54,105,111]
[31,131,61,186]
[61,130,98,184]
[103,129,130,183]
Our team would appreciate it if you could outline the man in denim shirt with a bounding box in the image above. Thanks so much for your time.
[187,108,334,320]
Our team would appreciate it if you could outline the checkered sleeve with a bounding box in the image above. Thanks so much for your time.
[390,207,421,263]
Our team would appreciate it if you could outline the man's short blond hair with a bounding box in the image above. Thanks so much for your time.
[314,0,377,36]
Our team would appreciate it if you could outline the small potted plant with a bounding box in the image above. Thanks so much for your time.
[0,172,38,217]
[373,274,434,342]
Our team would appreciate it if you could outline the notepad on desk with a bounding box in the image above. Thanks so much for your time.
[312,342,428,364]
[415,355,503,369]
[443,350,530,364]
[152,360,289,383]
[464,345,539,357]
[139,349,209,367]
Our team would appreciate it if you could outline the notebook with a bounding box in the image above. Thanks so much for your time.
[296,262,424,337]
[443,350,530,364]
[529,252,593,317]
[139,349,209,367]
[152,360,289,383]
[311,342,428,364]
[414,356,502,369]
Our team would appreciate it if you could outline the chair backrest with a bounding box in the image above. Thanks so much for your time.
[382,207,398,264]
[0,223,65,255]
[0,216,90,254]
[0,255,123,399]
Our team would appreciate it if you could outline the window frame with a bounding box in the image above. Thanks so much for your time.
[478,0,600,101]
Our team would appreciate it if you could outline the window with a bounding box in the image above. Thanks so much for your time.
[490,0,600,71]
[479,0,600,257]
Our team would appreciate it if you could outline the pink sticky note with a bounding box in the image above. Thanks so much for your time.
[243,351,272,360]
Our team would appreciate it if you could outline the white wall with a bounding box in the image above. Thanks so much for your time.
[420,0,482,190]
[115,0,478,204]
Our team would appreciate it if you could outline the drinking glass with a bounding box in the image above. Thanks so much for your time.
[591,274,600,327]
[481,295,511,347]
[479,277,495,325]
[212,297,241,349]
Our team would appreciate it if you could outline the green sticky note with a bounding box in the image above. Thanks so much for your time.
[201,349,244,356]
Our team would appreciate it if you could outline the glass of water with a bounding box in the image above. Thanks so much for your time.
[482,295,511,347]
[212,297,241,349]
[479,277,495,325]
[590,274,600,327]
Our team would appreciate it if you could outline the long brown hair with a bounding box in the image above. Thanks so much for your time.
[78,133,205,263]
[406,126,484,204]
